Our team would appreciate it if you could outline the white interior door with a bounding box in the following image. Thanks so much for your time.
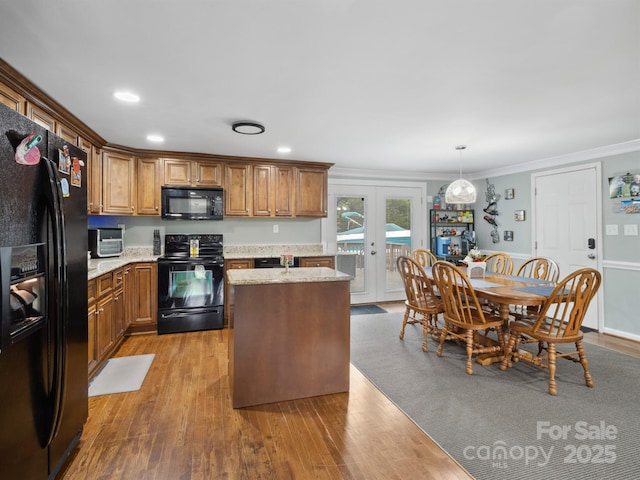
[328,184,423,304]
[532,164,602,330]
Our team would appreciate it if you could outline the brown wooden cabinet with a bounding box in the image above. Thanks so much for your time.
[123,265,133,331]
[87,279,98,375]
[113,268,126,339]
[163,158,222,187]
[0,81,25,112]
[137,157,161,215]
[225,163,252,216]
[253,164,294,217]
[296,166,328,217]
[26,103,79,145]
[102,150,136,214]
[128,262,157,334]
[299,256,335,268]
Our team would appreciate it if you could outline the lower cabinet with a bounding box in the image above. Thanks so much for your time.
[88,262,158,378]
[299,256,335,268]
[128,262,158,334]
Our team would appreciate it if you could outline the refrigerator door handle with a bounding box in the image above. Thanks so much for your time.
[40,157,68,446]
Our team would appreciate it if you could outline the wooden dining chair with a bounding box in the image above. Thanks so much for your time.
[484,252,514,275]
[511,257,560,320]
[410,248,437,268]
[397,256,444,352]
[516,257,560,282]
[431,261,505,374]
[499,268,602,395]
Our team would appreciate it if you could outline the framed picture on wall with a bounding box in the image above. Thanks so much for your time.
[514,210,525,221]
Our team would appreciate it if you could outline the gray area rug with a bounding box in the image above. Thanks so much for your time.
[88,354,155,397]
[350,313,640,480]
[350,305,387,315]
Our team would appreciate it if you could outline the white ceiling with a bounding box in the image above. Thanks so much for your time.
[0,0,638,177]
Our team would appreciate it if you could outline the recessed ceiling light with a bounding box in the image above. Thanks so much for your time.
[113,91,140,103]
[146,134,164,143]
[277,146,292,154]
[232,122,265,135]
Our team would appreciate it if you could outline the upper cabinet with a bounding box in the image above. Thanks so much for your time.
[253,164,294,217]
[102,150,136,214]
[163,158,222,187]
[225,162,252,216]
[26,104,79,146]
[296,166,328,217]
[0,81,25,112]
[137,157,162,215]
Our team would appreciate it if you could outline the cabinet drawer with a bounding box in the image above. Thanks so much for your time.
[299,256,335,268]
[226,259,254,270]
[113,268,124,290]
[96,273,113,298]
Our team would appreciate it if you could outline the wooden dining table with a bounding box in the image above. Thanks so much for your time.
[424,267,558,365]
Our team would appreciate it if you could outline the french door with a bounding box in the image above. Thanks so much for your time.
[326,183,424,304]
[532,163,603,330]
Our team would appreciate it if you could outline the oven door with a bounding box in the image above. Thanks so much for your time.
[157,258,224,334]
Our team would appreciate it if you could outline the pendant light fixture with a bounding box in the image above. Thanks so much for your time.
[445,145,477,204]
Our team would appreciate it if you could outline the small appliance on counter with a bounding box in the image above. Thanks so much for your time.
[89,228,124,258]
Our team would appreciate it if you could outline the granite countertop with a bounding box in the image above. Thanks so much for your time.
[223,244,328,259]
[227,267,351,285]
[88,248,160,280]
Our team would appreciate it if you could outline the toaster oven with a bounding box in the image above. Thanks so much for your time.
[88,228,124,258]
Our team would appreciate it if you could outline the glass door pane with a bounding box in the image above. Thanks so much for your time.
[385,197,412,292]
[336,195,366,294]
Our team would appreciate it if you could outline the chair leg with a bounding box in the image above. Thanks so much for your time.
[547,342,557,396]
[465,330,474,375]
[399,307,410,340]
[436,324,448,357]
[422,318,428,352]
[576,340,595,388]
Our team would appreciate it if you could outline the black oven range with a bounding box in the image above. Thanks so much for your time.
[157,234,224,335]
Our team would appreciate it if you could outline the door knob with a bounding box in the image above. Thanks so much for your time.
[371,250,377,255]
[588,254,596,259]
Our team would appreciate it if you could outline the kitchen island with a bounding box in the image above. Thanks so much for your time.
[226,267,351,408]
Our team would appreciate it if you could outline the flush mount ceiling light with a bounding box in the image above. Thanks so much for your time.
[445,145,477,204]
[232,122,265,135]
[113,90,140,103]
[146,134,164,143]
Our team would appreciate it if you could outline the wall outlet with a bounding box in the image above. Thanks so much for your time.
[623,224,638,236]
[273,224,279,233]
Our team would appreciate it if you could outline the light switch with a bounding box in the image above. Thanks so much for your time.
[623,224,638,236]
[605,224,618,235]
[273,224,279,233]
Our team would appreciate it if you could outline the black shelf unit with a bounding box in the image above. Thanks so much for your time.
[430,209,475,262]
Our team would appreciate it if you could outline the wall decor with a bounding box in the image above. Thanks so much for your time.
[514,210,525,221]
[504,188,514,200]
[608,172,640,198]
[484,179,501,243]
[504,230,514,241]
[621,199,640,214]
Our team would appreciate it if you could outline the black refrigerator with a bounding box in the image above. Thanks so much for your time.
[0,103,88,479]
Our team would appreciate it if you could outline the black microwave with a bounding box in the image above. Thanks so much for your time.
[161,186,224,220]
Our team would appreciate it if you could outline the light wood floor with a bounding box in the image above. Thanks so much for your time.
[58,303,639,480]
